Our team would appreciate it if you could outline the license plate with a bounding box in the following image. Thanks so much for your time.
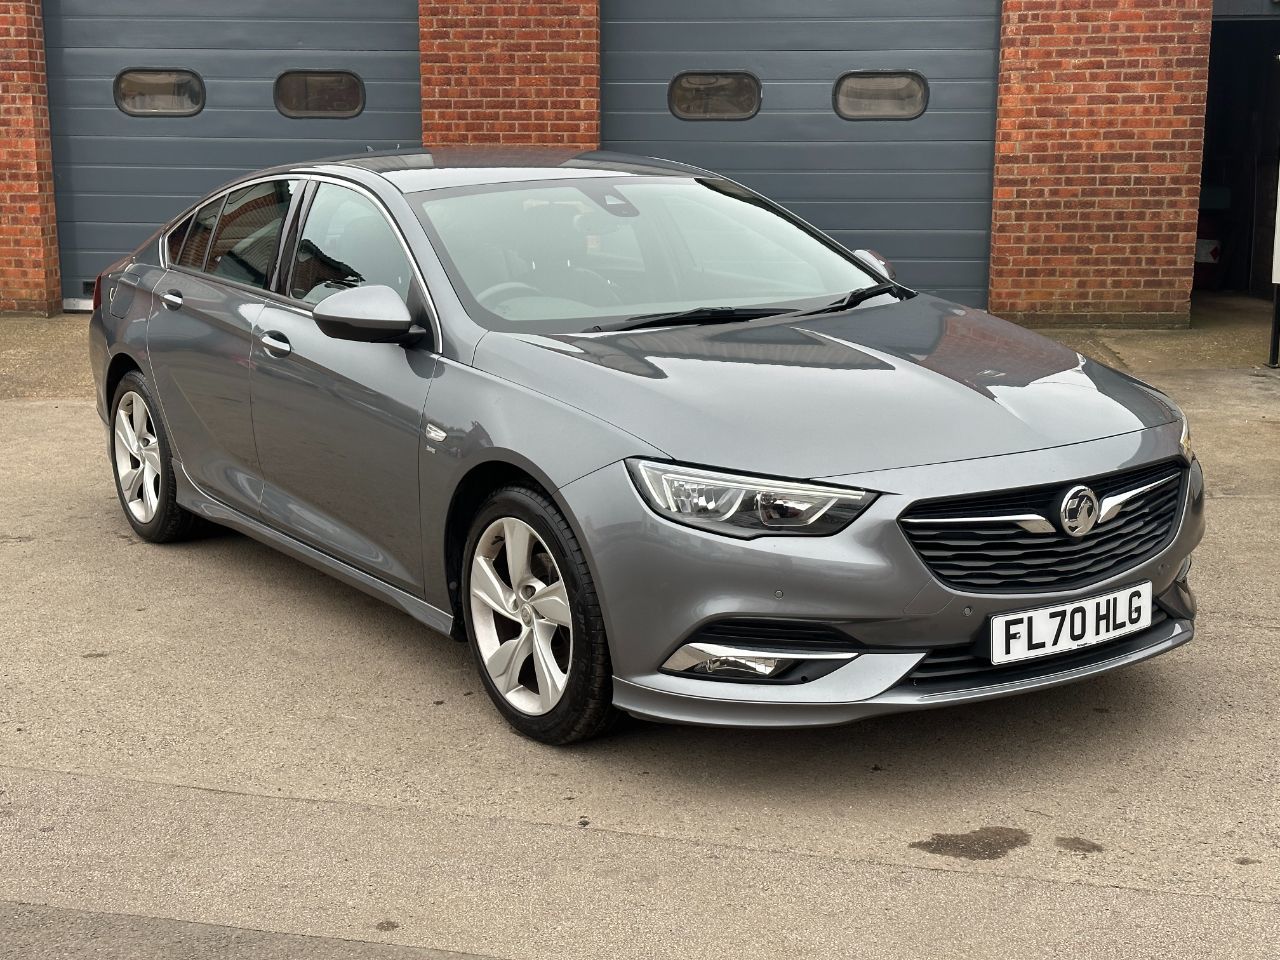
[990,582,1152,665]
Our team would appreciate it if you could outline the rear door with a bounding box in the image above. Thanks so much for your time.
[148,178,301,516]
[250,179,436,593]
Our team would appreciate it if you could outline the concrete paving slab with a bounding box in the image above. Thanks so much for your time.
[0,901,488,960]
[1,767,1276,960]
[0,313,93,401]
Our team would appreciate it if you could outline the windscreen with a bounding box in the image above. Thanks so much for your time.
[412,176,879,333]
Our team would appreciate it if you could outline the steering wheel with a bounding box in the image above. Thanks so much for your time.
[562,266,624,306]
[477,281,543,309]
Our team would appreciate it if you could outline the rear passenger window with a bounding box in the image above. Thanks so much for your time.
[175,196,224,270]
[274,71,364,118]
[669,72,760,120]
[165,214,193,264]
[205,180,299,289]
[289,183,413,305]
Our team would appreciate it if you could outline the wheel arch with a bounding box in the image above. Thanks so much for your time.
[104,350,144,411]
[441,452,598,641]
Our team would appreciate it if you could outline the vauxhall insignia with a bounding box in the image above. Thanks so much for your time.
[1059,485,1100,538]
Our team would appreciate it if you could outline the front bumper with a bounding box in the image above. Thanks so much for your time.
[559,423,1204,728]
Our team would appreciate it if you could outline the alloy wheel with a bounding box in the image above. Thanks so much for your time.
[469,517,573,716]
[113,391,162,523]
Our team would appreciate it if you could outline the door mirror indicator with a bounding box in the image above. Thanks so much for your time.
[853,248,896,281]
[311,285,420,343]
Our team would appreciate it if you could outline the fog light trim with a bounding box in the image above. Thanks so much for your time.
[662,641,855,681]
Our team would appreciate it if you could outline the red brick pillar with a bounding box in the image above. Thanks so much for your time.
[419,2,599,149]
[0,0,60,316]
[987,0,1213,327]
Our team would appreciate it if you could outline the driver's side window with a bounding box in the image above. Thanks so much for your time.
[289,183,414,306]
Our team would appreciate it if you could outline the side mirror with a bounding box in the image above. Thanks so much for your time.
[312,285,420,343]
[853,248,896,281]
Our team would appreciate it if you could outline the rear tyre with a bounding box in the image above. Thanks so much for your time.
[109,371,199,543]
[461,485,617,744]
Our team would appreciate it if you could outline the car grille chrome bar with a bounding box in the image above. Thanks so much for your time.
[899,460,1186,593]
[901,513,1056,534]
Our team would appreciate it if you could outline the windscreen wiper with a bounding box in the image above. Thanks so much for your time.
[786,282,911,319]
[592,305,792,333]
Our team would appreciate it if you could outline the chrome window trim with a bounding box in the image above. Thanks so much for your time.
[160,172,443,353]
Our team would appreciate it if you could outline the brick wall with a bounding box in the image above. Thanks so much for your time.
[419,2,599,149]
[988,0,1213,327]
[0,0,59,315]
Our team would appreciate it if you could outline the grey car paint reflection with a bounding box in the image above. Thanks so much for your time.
[89,149,1202,730]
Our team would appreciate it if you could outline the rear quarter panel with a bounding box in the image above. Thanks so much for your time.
[91,255,167,423]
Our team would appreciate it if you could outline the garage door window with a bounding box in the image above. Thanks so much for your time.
[114,69,204,117]
[174,196,225,270]
[833,71,928,120]
[669,72,760,120]
[205,180,300,290]
[275,71,365,118]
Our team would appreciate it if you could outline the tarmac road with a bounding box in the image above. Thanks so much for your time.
[1,304,1277,958]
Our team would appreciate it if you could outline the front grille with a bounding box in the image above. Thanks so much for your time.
[900,460,1185,593]
[905,608,1170,692]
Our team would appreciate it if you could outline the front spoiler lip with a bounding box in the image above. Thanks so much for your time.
[613,616,1193,729]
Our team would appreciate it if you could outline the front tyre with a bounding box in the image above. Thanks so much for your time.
[109,370,198,543]
[462,485,617,744]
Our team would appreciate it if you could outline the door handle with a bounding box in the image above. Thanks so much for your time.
[160,290,183,310]
[260,331,291,357]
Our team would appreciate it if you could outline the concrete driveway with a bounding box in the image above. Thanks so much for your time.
[1,298,1277,958]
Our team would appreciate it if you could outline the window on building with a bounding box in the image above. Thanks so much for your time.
[114,69,204,117]
[274,71,364,118]
[833,71,928,120]
[289,183,413,305]
[668,72,761,120]
[204,180,300,289]
[174,196,225,270]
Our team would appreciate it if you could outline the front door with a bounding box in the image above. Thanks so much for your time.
[250,181,435,593]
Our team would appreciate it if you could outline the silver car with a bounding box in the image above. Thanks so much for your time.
[89,149,1203,743]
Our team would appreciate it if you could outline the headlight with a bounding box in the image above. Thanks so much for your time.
[1179,412,1194,463]
[626,459,877,538]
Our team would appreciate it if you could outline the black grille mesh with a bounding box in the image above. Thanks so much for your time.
[900,461,1185,593]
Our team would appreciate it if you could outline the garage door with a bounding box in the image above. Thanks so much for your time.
[44,0,422,308]
[601,0,1001,307]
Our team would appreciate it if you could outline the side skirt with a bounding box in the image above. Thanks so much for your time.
[173,462,454,636]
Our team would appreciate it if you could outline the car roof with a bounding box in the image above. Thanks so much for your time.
[285,147,713,193]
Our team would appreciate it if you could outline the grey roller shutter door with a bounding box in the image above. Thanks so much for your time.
[44,0,422,306]
[601,0,1001,307]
